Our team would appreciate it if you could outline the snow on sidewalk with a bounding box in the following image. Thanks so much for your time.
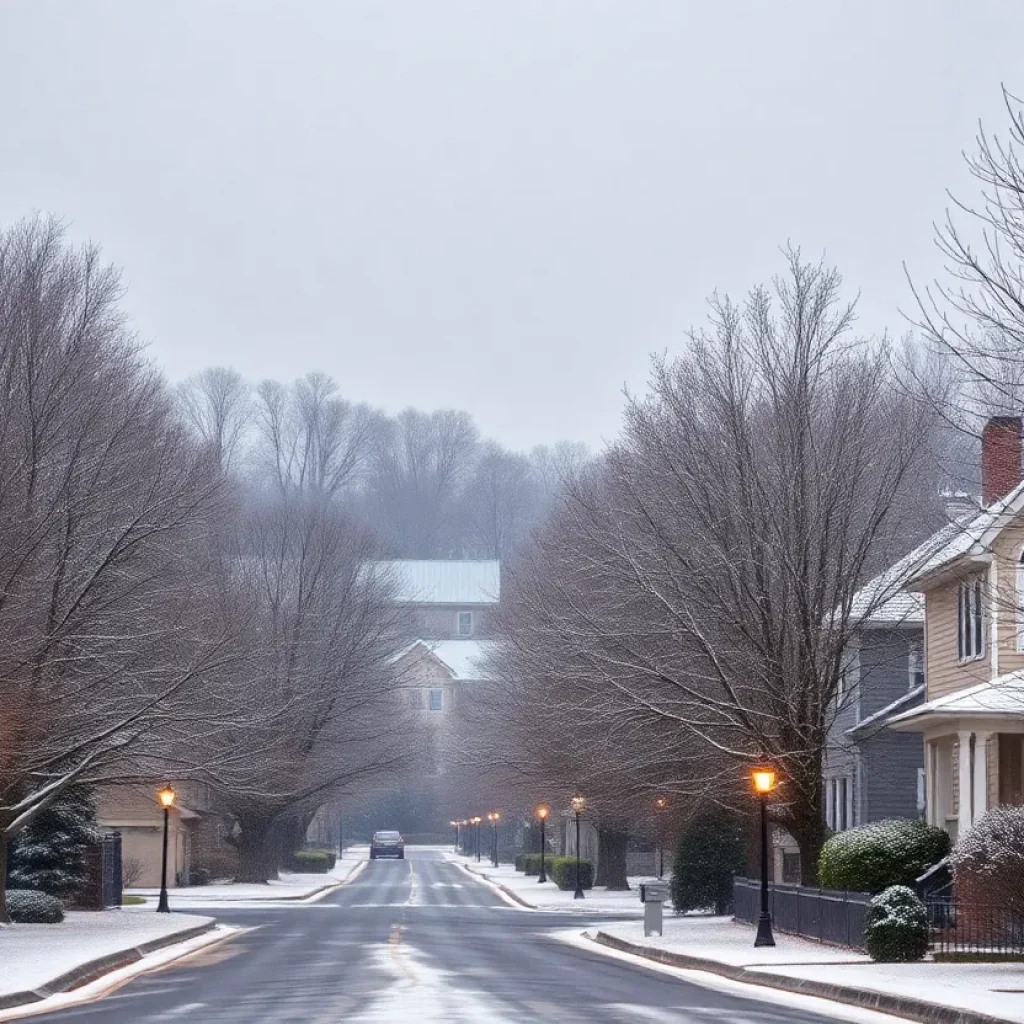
[128,846,368,903]
[0,907,215,1005]
[448,852,648,914]
[595,915,1024,1024]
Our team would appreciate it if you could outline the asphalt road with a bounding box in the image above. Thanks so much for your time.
[33,850,859,1023]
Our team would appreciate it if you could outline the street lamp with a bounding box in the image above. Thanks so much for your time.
[472,816,482,862]
[450,820,459,851]
[536,804,549,884]
[752,768,777,948]
[461,820,470,856]
[570,794,585,900]
[156,785,176,914]
[654,796,668,880]
[488,812,500,867]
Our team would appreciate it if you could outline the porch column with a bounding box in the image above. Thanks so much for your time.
[926,740,937,826]
[957,730,973,837]
[973,731,992,824]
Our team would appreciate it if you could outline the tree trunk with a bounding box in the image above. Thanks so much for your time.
[233,815,275,884]
[594,827,630,890]
[0,829,9,925]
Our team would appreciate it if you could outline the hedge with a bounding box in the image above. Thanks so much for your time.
[864,885,930,962]
[546,857,593,891]
[671,811,745,914]
[293,849,336,873]
[7,889,65,923]
[515,853,546,876]
[818,818,949,894]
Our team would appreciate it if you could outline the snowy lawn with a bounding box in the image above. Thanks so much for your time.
[448,852,649,914]
[594,915,1024,1024]
[0,908,214,1001]
[128,846,368,903]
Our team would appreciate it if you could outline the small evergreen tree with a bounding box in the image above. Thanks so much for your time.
[671,811,746,914]
[7,788,100,902]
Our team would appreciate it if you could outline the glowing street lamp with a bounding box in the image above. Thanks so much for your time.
[472,816,482,862]
[751,768,778,947]
[156,785,176,914]
[487,812,500,867]
[654,796,668,880]
[570,794,585,900]
[536,805,550,884]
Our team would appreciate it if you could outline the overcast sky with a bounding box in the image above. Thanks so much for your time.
[1,1,1021,450]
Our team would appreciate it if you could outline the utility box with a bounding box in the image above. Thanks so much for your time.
[639,881,669,937]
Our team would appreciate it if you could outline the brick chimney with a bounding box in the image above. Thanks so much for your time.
[982,415,1023,505]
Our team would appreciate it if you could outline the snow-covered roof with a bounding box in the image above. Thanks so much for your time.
[849,525,963,627]
[904,480,1024,588]
[846,685,925,739]
[392,639,494,681]
[375,560,500,605]
[888,671,1024,729]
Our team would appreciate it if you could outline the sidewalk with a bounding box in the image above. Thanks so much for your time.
[448,852,647,914]
[591,915,1024,1024]
[0,908,219,1012]
[128,847,368,904]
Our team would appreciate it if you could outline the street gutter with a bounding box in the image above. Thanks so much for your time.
[591,931,1018,1024]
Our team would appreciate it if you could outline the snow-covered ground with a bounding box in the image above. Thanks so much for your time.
[0,907,217,1007]
[128,847,368,905]
[448,852,649,914]
[593,915,1024,1024]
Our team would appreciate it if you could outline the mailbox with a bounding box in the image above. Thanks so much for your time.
[639,880,668,936]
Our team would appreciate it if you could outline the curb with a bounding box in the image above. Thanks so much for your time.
[451,860,537,910]
[0,920,217,1012]
[591,932,1017,1024]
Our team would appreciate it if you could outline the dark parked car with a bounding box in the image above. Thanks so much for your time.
[370,830,405,859]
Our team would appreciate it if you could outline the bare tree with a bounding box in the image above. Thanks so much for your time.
[486,252,942,882]
[252,372,375,498]
[177,366,252,473]
[462,442,539,559]
[0,217,237,921]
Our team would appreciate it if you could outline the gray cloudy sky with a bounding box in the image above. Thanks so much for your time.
[0,1,1021,450]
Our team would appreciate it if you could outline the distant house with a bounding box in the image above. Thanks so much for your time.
[378,559,500,640]
[889,417,1024,843]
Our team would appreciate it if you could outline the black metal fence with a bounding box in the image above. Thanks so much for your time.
[928,900,1024,957]
[733,877,871,950]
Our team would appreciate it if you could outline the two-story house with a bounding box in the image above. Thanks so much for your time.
[889,416,1024,843]
[824,508,977,836]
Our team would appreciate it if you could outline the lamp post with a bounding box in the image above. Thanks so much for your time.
[536,805,549,884]
[472,816,482,862]
[156,785,176,914]
[451,820,460,852]
[752,768,777,948]
[654,797,668,879]
[488,812,500,866]
[570,794,585,900]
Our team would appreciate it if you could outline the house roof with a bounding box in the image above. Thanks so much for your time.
[887,671,1024,729]
[904,480,1024,589]
[392,639,494,681]
[848,522,968,627]
[846,684,925,740]
[375,560,500,605]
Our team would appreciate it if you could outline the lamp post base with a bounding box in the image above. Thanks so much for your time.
[573,889,585,900]
[156,892,170,914]
[538,870,547,883]
[754,912,775,947]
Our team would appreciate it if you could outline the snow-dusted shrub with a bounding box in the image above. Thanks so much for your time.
[952,806,1024,916]
[818,819,949,894]
[864,886,929,962]
[671,812,746,914]
[7,889,65,924]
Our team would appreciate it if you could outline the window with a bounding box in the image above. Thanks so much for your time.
[957,578,985,661]
[428,688,443,712]
[1017,552,1024,651]
[908,639,925,692]
[917,768,926,817]
[457,611,473,636]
